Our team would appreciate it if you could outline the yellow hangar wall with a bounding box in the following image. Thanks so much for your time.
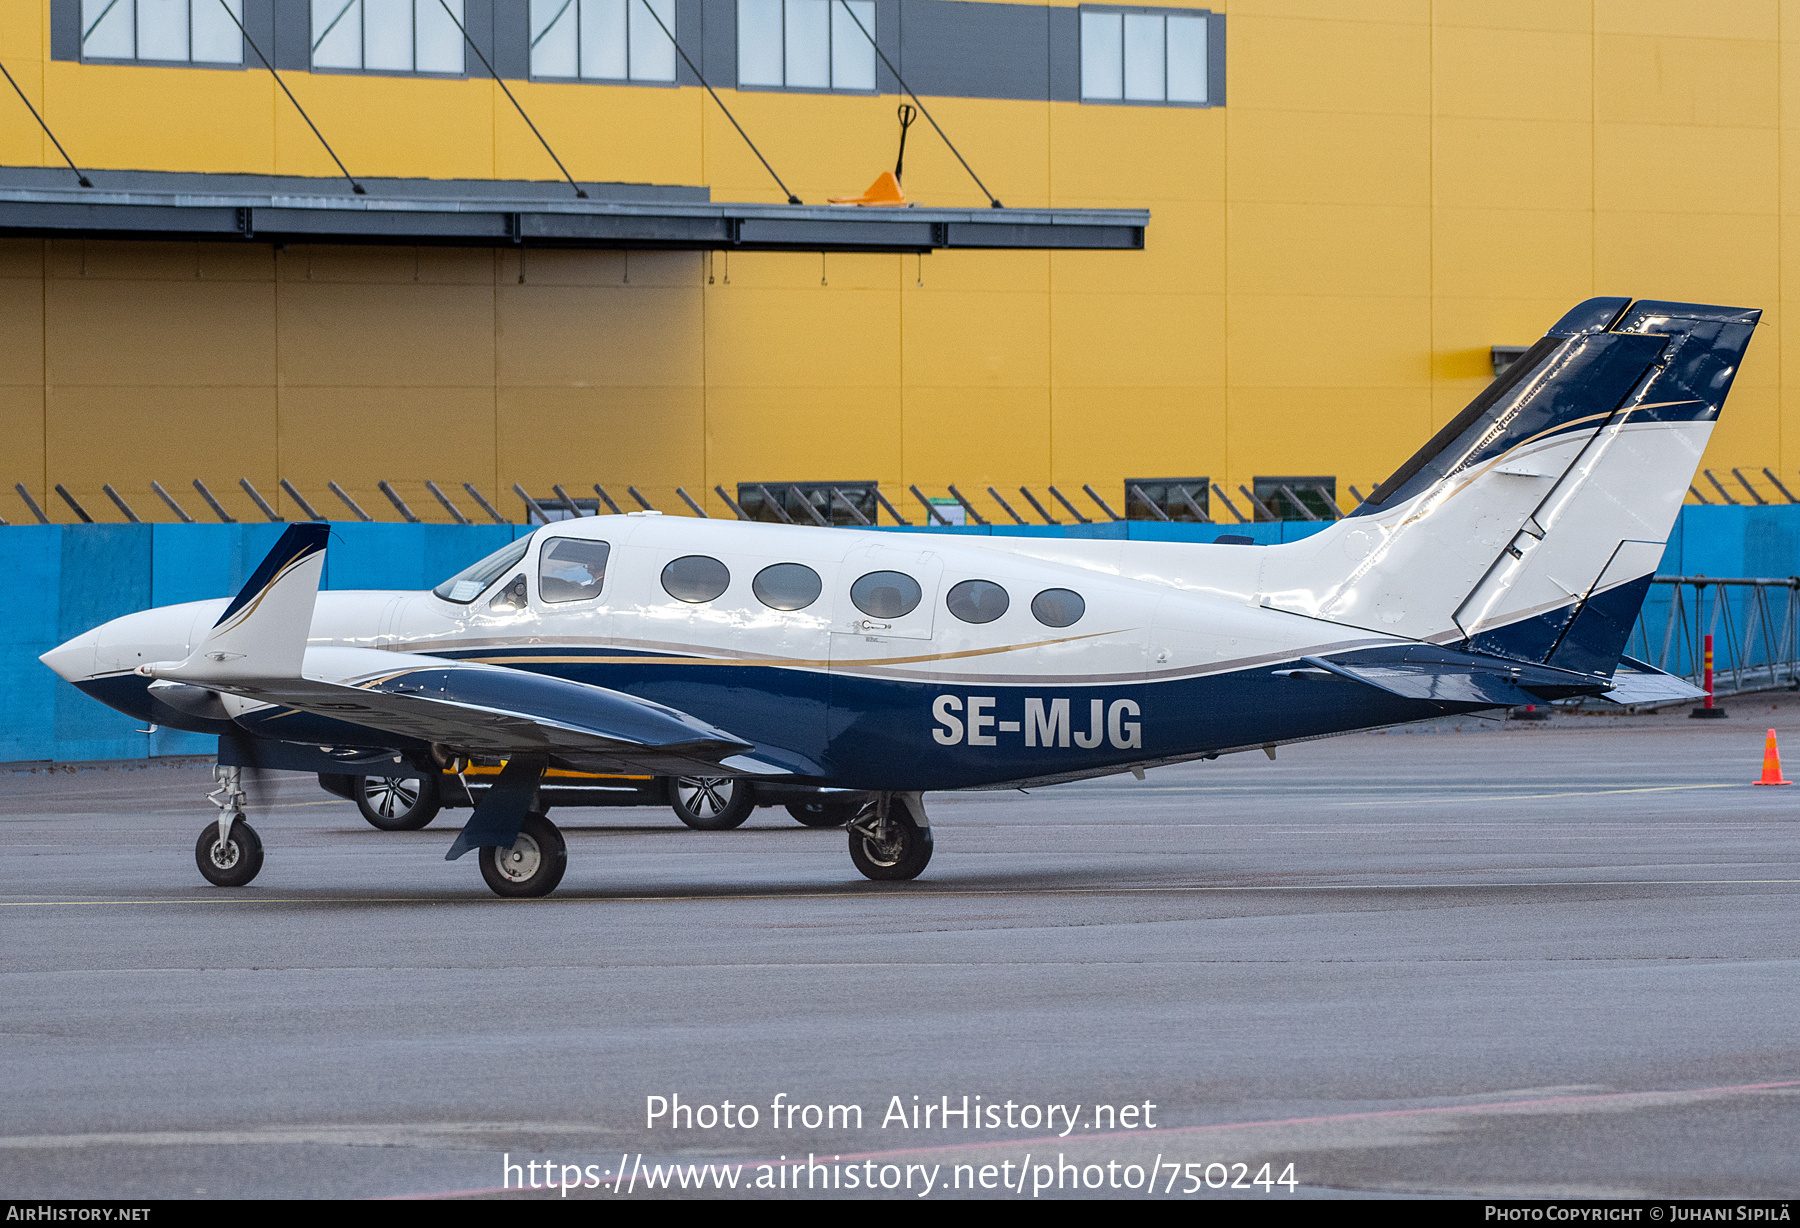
[0,0,1793,524]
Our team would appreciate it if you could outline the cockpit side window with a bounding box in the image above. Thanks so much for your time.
[539,538,611,604]
[490,575,528,613]
[433,537,531,603]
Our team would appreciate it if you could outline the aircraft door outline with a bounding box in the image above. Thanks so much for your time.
[830,543,944,647]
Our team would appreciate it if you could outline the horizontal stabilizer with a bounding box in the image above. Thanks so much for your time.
[1291,644,1611,708]
[1599,656,1707,705]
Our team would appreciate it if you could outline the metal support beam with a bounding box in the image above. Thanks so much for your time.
[192,480,235,523]
[1239,485,1277,522]
[910,485,950,526]
[1017,486,1059,525]
[239,479,284,522]
[714,485,750,521]
[15,483,48,524]
[829,487,871,527]
[755,485,795,525]
[987,487,1029,526]
[1126,484,1170,522]
[1211,484,1250,524]
[946,485,988,526]
[870,486,910,526]
[1082,484,1122,522]
[512,483,550,524]
[151,481,194,523]
[103,484,141,523]
[281,479,328,522]
[789,485,831,527]
[462,482,506,524]
[378,480,420,522]
[329,481,372,522]
[551,485,586,518]
[1047,486,1089,524]
[425,480,470,524]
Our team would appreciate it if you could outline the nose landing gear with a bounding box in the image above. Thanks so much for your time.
[195,765,264,887]
[847,792,933,881]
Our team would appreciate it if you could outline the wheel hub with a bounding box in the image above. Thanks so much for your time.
[208,838,240,870]
[493,833,542,883]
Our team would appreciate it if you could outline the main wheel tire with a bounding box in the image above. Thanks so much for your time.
[669,776,754,830]
[786,800,859,828]
[848,812,933,881]
[478,813,567,898]
[355,773,442,831]
[195,816,264,887]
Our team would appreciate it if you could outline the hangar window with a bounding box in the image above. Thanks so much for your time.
[851,570,921,619]
[753,563,823,611]
[81,0,244,64]
[1125,477,1209,522]
[529,0,677,83]
[311,0,466,75]
[662,555,731,603]
[1031,588,1086,628]
[1252,476,1339,522]
[538,538,612,603]
[737,0,875,92]
[946,579,1009,625]
[1080,7,1208,105]
[433,537,531,603]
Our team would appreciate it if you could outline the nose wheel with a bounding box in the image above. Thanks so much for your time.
[195,815,264,887]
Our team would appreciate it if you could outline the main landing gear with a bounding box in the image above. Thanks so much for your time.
[847,792,933,881]
[478,812,567,898]
[195,765,264,888]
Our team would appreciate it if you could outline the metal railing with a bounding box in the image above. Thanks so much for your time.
[10,479,1376,527]
[1630,576,1800,698]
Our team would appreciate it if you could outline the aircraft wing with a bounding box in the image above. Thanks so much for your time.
[208,647,767,776]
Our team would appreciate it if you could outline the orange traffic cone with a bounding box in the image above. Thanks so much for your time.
[1754,729,1791,785]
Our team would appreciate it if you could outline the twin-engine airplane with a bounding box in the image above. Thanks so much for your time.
[42,297,1746,898]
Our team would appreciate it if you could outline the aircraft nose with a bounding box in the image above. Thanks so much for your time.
[39,632,97,683]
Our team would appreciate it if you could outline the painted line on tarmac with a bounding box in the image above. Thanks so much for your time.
[1334,782,1746,806]
[5,876,1799,908]
[390,1076,1800,1199]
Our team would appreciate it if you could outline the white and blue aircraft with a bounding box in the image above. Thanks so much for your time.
[41,297,1744,898]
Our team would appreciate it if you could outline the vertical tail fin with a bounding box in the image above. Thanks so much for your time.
[1260,298,1761,676]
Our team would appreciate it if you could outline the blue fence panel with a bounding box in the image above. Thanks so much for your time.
[0,528,63,763]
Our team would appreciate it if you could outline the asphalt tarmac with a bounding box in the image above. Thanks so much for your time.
[2,701,1798,1200]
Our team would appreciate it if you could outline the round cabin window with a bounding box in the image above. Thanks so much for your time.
[752,562,823,611]
[946,579,1010,624]
[850,570,922,619]
[661,555,730,603]
[1030,588,1086,628]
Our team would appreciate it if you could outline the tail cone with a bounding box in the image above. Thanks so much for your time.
[1753,728,1791,786]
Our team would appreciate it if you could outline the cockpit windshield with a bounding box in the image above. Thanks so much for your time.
[432,536,531,603]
